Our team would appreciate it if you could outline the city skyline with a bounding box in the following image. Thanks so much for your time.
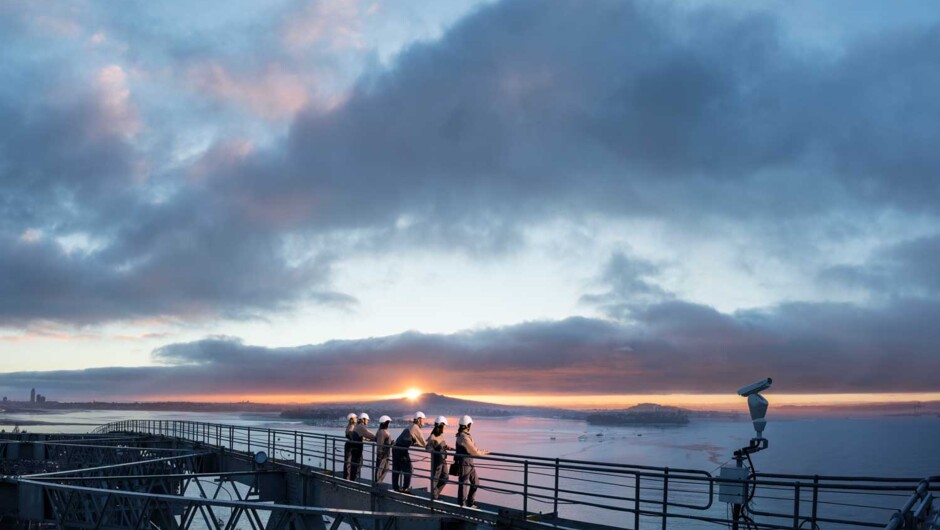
[2,1,940,407]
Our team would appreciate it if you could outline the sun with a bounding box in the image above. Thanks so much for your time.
[404,388,422,400]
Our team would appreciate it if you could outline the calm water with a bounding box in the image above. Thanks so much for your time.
[4,410,938,528]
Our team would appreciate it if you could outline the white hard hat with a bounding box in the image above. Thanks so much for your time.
[347,413,357,420]
[415,411,426,419]
[435,416,448,425]
[359,413,370,420]
[459,415,473,426]
[379,415,392,423]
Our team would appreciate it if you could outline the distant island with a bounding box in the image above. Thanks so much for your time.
[586,403,691,425]
[280,392,583,425]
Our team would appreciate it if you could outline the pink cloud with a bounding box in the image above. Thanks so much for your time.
[186,61,309,120]
[19,228,43,243]
[282,0,366,51]
[187,138,255,181]
[89,31,107,45]
[95,65,140,137]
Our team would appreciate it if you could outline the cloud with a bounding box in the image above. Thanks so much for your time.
[185,61,309,120]
[580,252,674,320]
[281,0,366,52]
[95,65,140,137]
[1,0,940,333]
[3,292,939,399]
[822,235,940,298]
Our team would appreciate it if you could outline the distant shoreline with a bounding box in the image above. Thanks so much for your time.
[0,417,98,427]
[1,395,937,419]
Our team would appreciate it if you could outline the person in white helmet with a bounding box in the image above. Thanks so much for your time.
[427,415,451,499]
[349,412,376,481]
[374,415,393,483]
[455,415,489,508]
[392,411,427,493]
[343,413,357,480]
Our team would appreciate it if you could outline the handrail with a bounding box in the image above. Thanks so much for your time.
[93,419,937,530]
[885,479,935,530]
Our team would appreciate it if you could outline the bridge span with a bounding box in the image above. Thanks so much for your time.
[1,420,936,530]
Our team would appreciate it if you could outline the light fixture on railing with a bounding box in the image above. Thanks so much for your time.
[737,378,772,441]
[720,378,773,526]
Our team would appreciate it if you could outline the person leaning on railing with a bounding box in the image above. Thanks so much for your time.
[392,411,427,494]
[343,413,357,480]
[455,415,489,509]
[349,412,376,481]
[427,416,451,500]
[374,415,394,483]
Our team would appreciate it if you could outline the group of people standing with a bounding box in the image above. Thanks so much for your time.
[342,411,489,508]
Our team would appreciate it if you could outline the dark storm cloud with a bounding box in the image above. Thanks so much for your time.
[580,252,674,320]
[1,294,938,399]
[822,235,940,298]
[262,0,940,232]
[3,0,940,325]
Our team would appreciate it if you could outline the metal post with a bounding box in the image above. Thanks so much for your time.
[811,475,819,530]
[523,460,529,517]
[332,439,337,475]
[732,456,743,530]
[634,474,641,530]
[793,482,801,529]
[553,458,560,516]
[662,468,669,530]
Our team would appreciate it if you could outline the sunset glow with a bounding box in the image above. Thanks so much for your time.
[136,392,940,412]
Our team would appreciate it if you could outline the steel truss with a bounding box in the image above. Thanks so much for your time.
[1,431,443,530]
[21,479,438,530]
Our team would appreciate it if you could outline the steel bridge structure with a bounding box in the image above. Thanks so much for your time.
[0,420,936,530]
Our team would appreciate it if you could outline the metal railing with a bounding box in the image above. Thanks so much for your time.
[94,419,937,530]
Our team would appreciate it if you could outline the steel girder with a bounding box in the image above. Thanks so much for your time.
[19,479,440,530]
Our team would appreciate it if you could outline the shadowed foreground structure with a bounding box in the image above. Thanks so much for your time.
[0,421,937,530]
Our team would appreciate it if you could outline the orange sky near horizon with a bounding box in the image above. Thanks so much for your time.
[137,390,940,410]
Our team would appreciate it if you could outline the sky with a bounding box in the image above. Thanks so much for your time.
[1,0,940,408]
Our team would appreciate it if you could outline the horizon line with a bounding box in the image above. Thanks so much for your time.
[12,392,940,411]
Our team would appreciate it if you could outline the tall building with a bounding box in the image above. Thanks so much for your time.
[30,388,35,403]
